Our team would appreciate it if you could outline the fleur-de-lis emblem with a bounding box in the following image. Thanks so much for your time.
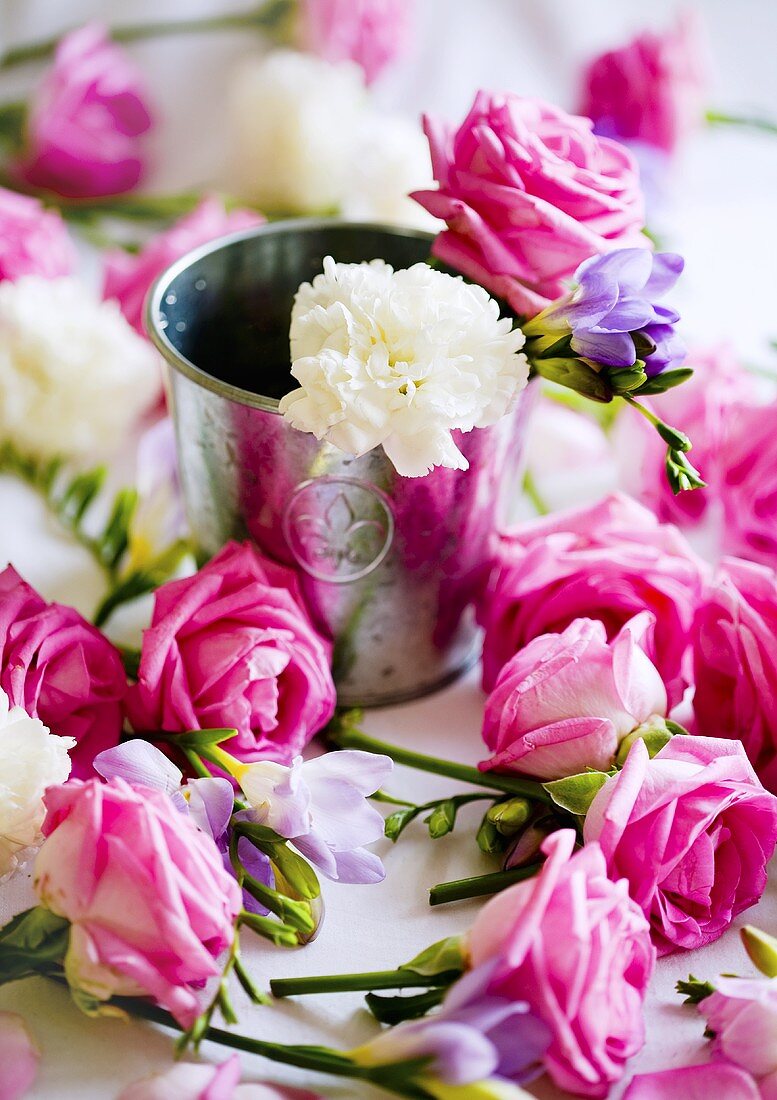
[283,477,395,584]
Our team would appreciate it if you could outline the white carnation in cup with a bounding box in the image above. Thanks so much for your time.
[279,258,529,477]
[227,49,366,214]
[0,690,74,880]
[0,276,161,459]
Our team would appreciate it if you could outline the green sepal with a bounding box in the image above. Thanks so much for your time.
[676,974,716,1005]
[426,800,456,839]
[741,925,777,978]
[543,771,610,816]
[616,718,676,765]
[0,906,70,984]
[400,936,466,979]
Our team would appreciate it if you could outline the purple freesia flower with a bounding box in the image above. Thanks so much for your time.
[94,741,273,914]
[236,750,393,885]
[529,247,686,376]
[353,960,549,1087]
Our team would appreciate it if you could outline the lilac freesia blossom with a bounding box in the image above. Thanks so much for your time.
[526,247,685,376]
[94,741,273,914]
[352,960,549,1087]
[235,750,393,884]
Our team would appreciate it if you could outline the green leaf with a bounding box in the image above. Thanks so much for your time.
[400,936,465,979]
[0,906,70,984]
[365,986,447,1025]
[174,728,239,750]
[543,771,610,816]
[426,800,456,839]
[99,488,138,570]
[676,975,716,1005]
[58,468,107,526]
[635,368,694,396]
[741,925,777,978]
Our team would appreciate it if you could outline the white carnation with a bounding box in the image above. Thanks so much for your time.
[342,112,440,230]
[227,49,367,214]
[280,258,529,477]
[0,690,74,880]
[0,277,161,459]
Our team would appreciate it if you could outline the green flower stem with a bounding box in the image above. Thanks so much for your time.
[330,721,554,806]
[706,109,777,136]
[429,861,544,906]
[523,468,549,516]
[271,970,454,998]
[0,0,294,69]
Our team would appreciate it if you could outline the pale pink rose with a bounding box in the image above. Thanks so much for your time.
[526,397,615,514]
[411,92,645,318]
[623,1063,761,1100]
[693,558,777,793]
[126,542,335,764]
[469,829,654,1097]
[480,492,705,704]
[580,12,708,156]
[18,24,153,198]
[0,566,126,778]
[618,345,759,528]
[719,402,777,568]
[0,1013,39,1100]
[119,1053,322,1100]
[301,0,411,85]
[103,198,265,335]
[584,735,777,955]
[480,614,667,779]
[34,778,241,1028]
[0,187,75,281]
[700,976,777,1096]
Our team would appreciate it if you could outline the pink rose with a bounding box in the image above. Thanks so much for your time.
[700,976,777,1095]
[624,1063,761,1100]
[119,1054,321,1099]
[103,198,265,335]
[480,614,667,779]
[719,402,777,568]
[693,558,777,792]
[469,830,654,1097]
[0,566,126,778]
[411,92,645,318]
[18,24,153,198]
[34,778,241,1028]
[0,187,75,281]
[127,542,336,764]
[584,735,777,955]
[480,492,705,704]
[0,1012,39,1100]
[579,12,707,156]
[617,346,759,529]
[301,0,411,85]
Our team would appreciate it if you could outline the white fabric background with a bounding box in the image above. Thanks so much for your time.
[0,2,776,1097]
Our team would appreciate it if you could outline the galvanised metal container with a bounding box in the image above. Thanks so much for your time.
[147,220,533,706]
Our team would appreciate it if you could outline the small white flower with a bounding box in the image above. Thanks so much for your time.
[0,276,161,459]
[227,49,367,214]
[0,689,74,880]
[280,258,529,477]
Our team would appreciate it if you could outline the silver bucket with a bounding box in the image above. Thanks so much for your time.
[147,220,534,706]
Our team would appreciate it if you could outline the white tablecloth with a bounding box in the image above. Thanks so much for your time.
[1,1,777,1095]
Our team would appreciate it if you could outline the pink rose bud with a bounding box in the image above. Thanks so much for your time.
[0,187,75,282]
[480,613,667,779]
[699,975,777,1092]
[0,1012,39,1100]
[412,92,645,318]
[480,492,705,706]
[126,542,336,765]
[469,830,655,1097]
[300,0,411,85]
[18,24,153,198]
[579,11,708,156]
[584,735,777,955]
[34,778,241,1028]
[693,558,777,792]
[103,198,265,335]
[0,566,126,777]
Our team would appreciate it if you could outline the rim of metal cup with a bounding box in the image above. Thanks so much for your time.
[144,218,435,414]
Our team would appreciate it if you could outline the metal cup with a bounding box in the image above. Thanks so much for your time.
[147,220,533,706]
